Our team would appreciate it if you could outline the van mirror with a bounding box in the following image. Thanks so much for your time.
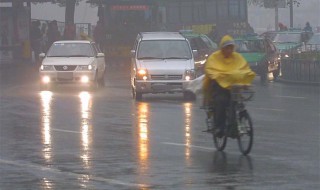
[39,53,45,58]
[97,52,105,57]
[130,50,136,57]
[192,50,198,58]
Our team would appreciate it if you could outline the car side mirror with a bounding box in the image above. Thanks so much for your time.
[192,50,198,58]
[97,53,104,57]
[130,50,136,58]
[39,53,45,58]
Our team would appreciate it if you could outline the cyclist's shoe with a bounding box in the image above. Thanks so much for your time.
[203,128,214,133]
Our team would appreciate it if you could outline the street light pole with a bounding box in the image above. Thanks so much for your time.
[289,0,293,28]
[275,2,279,31]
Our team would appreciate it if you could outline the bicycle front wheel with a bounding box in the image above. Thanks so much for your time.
[237,111,253,155]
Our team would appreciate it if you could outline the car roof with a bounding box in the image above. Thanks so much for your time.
[54,40,92,44]
[235,35,264,41]
[139,32,186,40]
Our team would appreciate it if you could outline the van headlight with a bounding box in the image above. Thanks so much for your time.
[137,68,148,80]
[40,65,55,71]
[77,65,94,71]
[185,69,195,81]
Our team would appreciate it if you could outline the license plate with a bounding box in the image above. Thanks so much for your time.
[57,72,73,79]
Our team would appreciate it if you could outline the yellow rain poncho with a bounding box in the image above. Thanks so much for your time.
[204,35,256,89]
[202,35,255,106]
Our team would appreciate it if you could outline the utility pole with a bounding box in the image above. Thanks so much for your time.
[275,1,279,31]
[289,0,293,28]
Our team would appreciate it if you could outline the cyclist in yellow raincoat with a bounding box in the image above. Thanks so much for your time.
[203,35,256,136]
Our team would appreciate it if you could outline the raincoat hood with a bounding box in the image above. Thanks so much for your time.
[219,35,235,49]
[205,35,256,89]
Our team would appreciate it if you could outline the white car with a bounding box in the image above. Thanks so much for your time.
[39,41,105,90]
[130,32,197,100]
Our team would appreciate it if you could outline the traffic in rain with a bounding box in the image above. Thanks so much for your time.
[0,0,319,189]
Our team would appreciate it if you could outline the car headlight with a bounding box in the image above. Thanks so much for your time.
[185,69,195,81]
[195,59,206,65]
[77,65,94,71]
[40,65,55,71]
[137,68,148,80]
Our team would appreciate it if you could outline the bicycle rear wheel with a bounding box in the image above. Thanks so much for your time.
[237,111,253,155]
[213,133,227,151]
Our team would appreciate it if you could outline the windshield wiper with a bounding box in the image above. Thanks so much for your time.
[138,56,162,60]
[163,57,190,59]
[68,55,92,57]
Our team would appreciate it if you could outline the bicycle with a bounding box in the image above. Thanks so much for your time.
[204,85,254,155]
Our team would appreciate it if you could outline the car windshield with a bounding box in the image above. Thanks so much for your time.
[273,33,301,43]
[47,43,94,57]
[235,40,266,53]
[307,34,320,44]
[137,40,192,59]
[261,32,277,41]
[187,37,208,50]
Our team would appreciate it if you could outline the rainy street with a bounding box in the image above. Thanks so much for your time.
[0,63,319,190]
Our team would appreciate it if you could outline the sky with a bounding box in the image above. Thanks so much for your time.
[28,0,320,32]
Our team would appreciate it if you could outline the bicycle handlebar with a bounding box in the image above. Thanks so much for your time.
[230,85,254,102]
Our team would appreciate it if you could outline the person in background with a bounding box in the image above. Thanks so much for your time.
[93,20,106,52]
[303,22,314,41]
[304,22,313,32]
[80,32,92,41]
[278,22,288,31]
[47,20,61,51]
[40,22,48,52]
[30,20,42,63]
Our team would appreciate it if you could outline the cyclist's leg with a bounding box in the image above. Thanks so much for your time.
[212,84,230,136]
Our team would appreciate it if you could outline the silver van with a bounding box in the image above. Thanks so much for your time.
[130,32,196,100]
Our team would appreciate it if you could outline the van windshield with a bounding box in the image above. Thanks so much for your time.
[137,40,192,59]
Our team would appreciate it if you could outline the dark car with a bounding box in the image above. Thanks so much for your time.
[271,29,312,59]
[180,31,218,76]
[235,35,281,83]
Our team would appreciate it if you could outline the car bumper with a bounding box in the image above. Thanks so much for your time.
[39,71,96,84]
[135,80,191,94]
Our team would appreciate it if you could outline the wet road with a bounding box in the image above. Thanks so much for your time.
[0,64,319,189]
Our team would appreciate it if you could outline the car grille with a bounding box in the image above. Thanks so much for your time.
[54,65,77,71]
[150,75,183,80]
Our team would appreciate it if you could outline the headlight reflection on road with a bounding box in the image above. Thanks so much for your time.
[41,177,54,190]
[79,91,92,170]
[40,91,53,163]
[137,102,149,172]
[184,103,192,166]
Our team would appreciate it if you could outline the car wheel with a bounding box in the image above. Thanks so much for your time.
[259,62,268,85]
[272,65,280,81]
[183,91,196,101]
[132,88,142,101]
